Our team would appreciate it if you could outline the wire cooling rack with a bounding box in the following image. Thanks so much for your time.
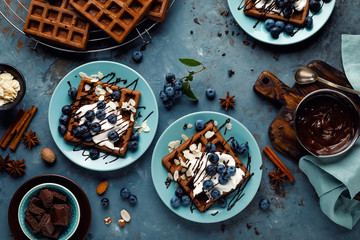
[0,0,175,53]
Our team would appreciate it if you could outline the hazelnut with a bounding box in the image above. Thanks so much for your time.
[41,148,56,163]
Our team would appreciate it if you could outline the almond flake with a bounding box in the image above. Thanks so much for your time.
[198,143,202,151]
[181,168,187,173]
[186,168,193,177]
[181,134,189,141]
[98,71,104,79]
[214,121,218,126]
[174,159,180,165]
[180,161,187,168]
[106,86,113,94]
[120,209,131,222]
[79,72,88,78]
[174,171,179,181]
[99,95,104,101]
[168,173,173,180]
[129,99,136,106]
[84,84,91,92]
[189,144,197,152]
[91,78,99,83]
[141,120,150,132]
[205,131,215,139]
[109,101,117,110]
[168,148,173,153]
[130,106,137,113]
[130,114,134,122]
[226,123,232,131]
[187,124,193,129]
[168,140,181,149]
[181,174,186,180]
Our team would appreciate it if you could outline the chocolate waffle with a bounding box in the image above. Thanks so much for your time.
[24,0,91,50]
[162,122,250,212]
[146,0,171,22]
[63,77,141,157]
[69,0,153,44]
[243,0,310,27]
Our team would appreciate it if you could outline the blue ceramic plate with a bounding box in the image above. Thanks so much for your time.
[49,61,159,171]
[18,183,80,240]
[151,111,262,223]
[228,0,336,45]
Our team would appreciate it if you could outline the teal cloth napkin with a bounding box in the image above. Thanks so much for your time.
[298,34,360,230]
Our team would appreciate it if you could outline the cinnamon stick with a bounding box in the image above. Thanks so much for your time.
[9,106,38,151]
[263,146,294,182]
[0,109,25,148]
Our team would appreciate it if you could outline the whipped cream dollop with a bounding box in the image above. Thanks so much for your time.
[0,72,20,106]
[182,142,245,198]
[75,101,129,150]
[255,0,307,13]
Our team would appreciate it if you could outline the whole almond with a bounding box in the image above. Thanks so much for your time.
[41,148,56,163]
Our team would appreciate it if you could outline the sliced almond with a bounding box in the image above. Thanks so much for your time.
[129,99,136,106]
[226,123,232,131]
[79,72,88,78]
[106,86,113,94]
[181,134,189,141]
[205,131,215,139]
[180,161,187,168]
[186,168,193,177]
[174,159,180,165]
[181,167,187,173]
[187,124,193,129]
[120,209,131,222]
[214,121,218,126]
[174,170,179,181]
[189,144,197,152]
[181,174,186,180]
[84,84,91,92]
[168,172,173,180]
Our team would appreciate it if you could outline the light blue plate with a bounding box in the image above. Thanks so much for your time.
[49,61,159,171]
[228,0,336,45]
[151,111,262,223]
[18,183,80,240]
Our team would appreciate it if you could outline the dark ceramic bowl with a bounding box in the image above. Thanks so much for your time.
[0,64,26,111]
[294,89,360,158]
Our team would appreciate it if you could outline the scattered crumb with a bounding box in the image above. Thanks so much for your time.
[273,53,279,61]
[222,53,226,56]
[243,41,249,46]
[190,30,193,34]
[228,70,235,77]
[193,18,200,25]
[217,32,222,37]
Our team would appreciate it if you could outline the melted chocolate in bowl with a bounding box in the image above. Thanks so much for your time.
[295,90,360,157]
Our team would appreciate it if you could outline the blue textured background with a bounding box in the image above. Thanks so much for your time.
[1,0,360,239]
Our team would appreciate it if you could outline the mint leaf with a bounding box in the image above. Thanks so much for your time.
[182,82,198,101]
[179,58,202,67]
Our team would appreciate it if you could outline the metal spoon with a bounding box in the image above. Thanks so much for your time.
[294,67,360,95]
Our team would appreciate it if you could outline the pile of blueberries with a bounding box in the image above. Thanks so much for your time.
[170,188,191,209]
[101,187,137,207]
[159,73,183,109]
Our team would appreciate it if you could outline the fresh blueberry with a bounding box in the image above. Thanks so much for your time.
[206,165,217,176]
[59,114,70,124]
[181,195,191,206]
[218,175,229,185]
[195,119,205,131]
[174,80,183,90]
[211,189,221,199]
[97,101,106,109]
[120,187,131,199]
[259,198,271,210]
[217,164,226,175]
[84,136,93,142]
[164,82,173,89]
[89,148,100,160]
[91,122,101,133]
[108,130,119,141]
[228,166,236,176]
[270,27,280,39]
[62,105,72,115]
[282,7,292,18]
[159,90,168,102]
[112,91,121,101]
[58,124,66,135]
[80,125,91,138]
[163,99,174,109]
[83,120,93,128]
[85,110,95,121]
[275,0,285,8]
[173,90,182,99]
[309,0,322,12]
[107,113,117,124]
[73,126,81,137]
[203,180,214,191]
[222,170,232,180]
[101,198,109,207]
[68,87,77,100]
[166,73,176,83]
[208,153,219,164]
[128,194,137,205]
[175,188,184,198]
[205,88,216,100]
[264,19,275,31]
[205,143,216,153]
[128,141,138,152]
[131,132,140,141]
[165,86,175,97]
[275,21,285,32]
[237,143,249,155]
[218,198,227,208]
[230,139,240,152]
[284,24,294,34]
[170,196,181,208]
[305,16,313,29]
[95,109,106,120]
[132,50,143,63]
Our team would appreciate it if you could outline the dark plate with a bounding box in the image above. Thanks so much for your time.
[0,64,26,111]
[8,174,91,240]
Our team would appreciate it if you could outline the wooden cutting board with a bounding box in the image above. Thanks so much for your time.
[253,60,360,161]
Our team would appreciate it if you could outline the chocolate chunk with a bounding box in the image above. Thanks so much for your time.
[30,197,43,208]
[28,198,45,216]
[25,210,41,233]
[39,214,55,236]
[50,190,67,203]
[50,204,71,226]
[39,189,53,209]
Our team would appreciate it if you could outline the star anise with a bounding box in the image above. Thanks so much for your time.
[268,168,289,187]
[219,91,236,111]
[21,129,40,149]
[5,159,26,177]
[0,154,11,172]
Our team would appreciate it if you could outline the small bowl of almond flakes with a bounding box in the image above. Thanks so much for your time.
[0,64,26,111]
